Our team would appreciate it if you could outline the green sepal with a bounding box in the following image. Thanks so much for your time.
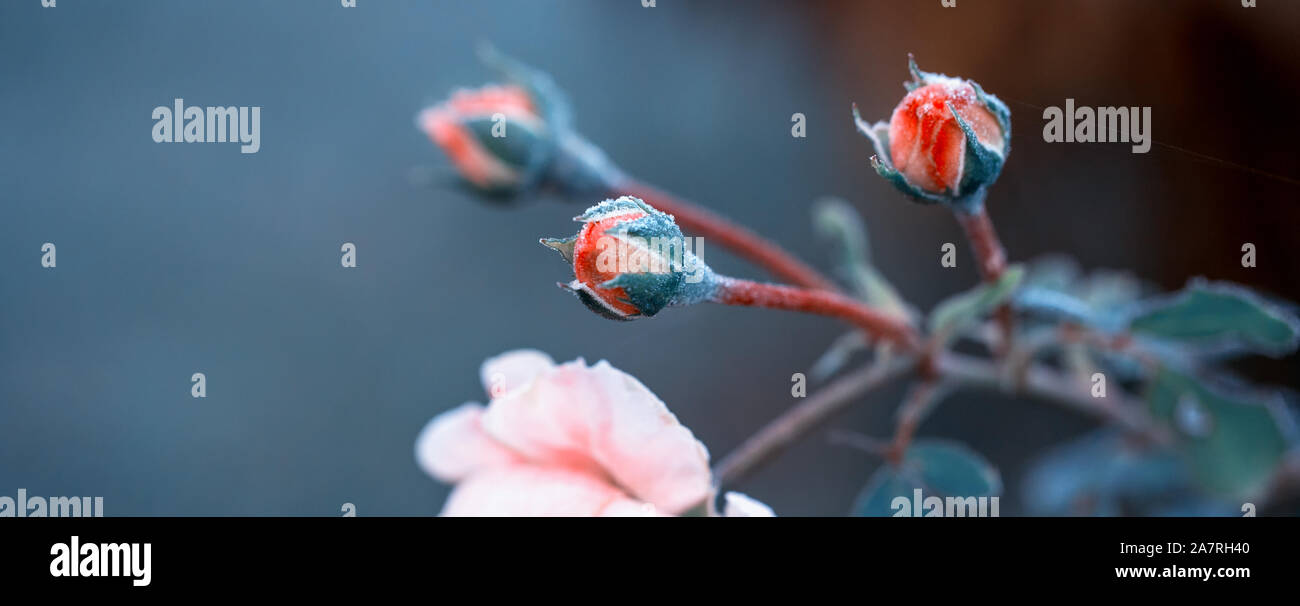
[461,113,554,195]
[558,280,636,321]
[601,271,681,318]
[949,102,1006,207]
[539,236,576,264]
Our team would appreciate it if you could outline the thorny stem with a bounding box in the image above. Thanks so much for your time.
[712,277,921,351]
[615,178,842,292]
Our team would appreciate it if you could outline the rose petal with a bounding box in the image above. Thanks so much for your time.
[418,109,520,188]
[479,348,555,398]
[415,403,522,482]
[480,359,712,514]
[599,499,665,517]
[573,211,650,317]
[440,464,651,517]
[927,118,966,192]
[888,102,920,177]
[724,492,776,517]
[446,85,538,120]
[887,81,1005,194]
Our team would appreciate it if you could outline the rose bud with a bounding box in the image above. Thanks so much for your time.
[854,56,1011,210]
[417,84,549,194]
[541,196,716,320]
[542,198,920,348]
[418,45,622,199]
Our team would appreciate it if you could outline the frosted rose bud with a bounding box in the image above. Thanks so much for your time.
[541,196,716,320]
[854,56,1011,210]
[417,46,622,199]
[417,84,548,193]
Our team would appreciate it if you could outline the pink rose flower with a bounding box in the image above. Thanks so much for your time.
[416,349,715,516]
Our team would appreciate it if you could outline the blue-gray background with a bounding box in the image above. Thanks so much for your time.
[2,0,1297,515]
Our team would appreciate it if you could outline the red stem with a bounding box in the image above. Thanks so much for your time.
[955,207,1013,355]
[712,277,919,351]
[954,207,1007,283]
[886,379,939,465]
[614,179,841,292]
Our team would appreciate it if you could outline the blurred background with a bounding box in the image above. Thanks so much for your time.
[1,0,1296,515]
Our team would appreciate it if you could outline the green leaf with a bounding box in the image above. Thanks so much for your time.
[1022,254,1080,292]
[1129,281,1300,356]
[1145,366,1291,498]
[812,198,911,320]
[852,467,917,517]
[1078,268,1142,312]
[906,440,1003,497]
[810,198,913,379]
[928,264,1025,344]
[809,331,867,380]
[1015,256,1143,332]
[852,439,1001,516]
[812,197,869,267]
[1022,429,1192,516]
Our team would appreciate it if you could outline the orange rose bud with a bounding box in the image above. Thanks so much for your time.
[854,56,1011,211]
[418,46,623,199]
[542,197,716,321]
[418,84,547,193]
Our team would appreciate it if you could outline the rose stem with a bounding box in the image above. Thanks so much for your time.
[953,206,1007,282]
[711,355,916,489]
[711,277,920,351]
[885,378,940,464]
[614,178,841,292]
[954,205,1015,355]
[711,351,1166,489]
